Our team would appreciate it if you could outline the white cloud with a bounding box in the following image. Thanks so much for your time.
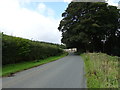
[0,0,61,44]
[64,0,72,3]
[37,3,55,17]
[19,0,65,2]
[107,0,118,6]
[37,3,46,13]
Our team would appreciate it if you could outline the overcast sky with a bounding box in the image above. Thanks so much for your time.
[0,0,119,44]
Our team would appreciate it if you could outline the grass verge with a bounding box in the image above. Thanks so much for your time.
[81,53,119,88]
[1,53,68,77]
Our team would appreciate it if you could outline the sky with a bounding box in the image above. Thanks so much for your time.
[0,0,119,44]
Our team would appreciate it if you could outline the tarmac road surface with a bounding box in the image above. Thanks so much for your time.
[2,53,86,88]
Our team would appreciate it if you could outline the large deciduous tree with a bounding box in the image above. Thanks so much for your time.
[58,2,120,56]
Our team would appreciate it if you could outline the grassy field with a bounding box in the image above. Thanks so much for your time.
[1,53,67,77]
[81,53,119,88]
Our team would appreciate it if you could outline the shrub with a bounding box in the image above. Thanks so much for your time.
[2,33,63,65]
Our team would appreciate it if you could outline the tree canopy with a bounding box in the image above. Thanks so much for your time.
[58,2,120,56]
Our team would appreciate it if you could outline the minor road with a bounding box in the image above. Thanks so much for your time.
[2,53,86,88]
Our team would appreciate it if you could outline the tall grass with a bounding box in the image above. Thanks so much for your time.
[81,53,119,88]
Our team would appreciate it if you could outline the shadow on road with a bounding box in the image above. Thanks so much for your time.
[68,52,74,56]
[68,52,78,56]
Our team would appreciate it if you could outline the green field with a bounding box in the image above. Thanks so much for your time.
[1,53,67,77]
[81,53,119,88]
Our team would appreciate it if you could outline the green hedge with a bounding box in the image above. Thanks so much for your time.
[2,33,63,65]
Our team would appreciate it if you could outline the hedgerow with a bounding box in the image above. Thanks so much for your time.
[2,33,63,65]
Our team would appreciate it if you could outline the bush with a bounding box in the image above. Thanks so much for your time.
[2,33,63,65]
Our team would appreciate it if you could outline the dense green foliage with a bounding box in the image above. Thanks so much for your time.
[81,53,119,88]
[40,42,66,49]
[58,2,120,56]
[2,33,64,65]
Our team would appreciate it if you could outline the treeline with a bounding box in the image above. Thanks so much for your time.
[58,2,120,56]
[40,41,66,49]
[2,33,64,65]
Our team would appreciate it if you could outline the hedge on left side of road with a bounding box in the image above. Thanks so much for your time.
[2,33,64,65]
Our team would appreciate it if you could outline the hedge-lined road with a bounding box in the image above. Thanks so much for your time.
[2,53,86,88]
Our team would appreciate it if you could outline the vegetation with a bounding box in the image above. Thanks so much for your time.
[2,33,64,65]
[40,41,66,49]
[1,53,67,77]
[81,53,119,88]
[58,2,120,56]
